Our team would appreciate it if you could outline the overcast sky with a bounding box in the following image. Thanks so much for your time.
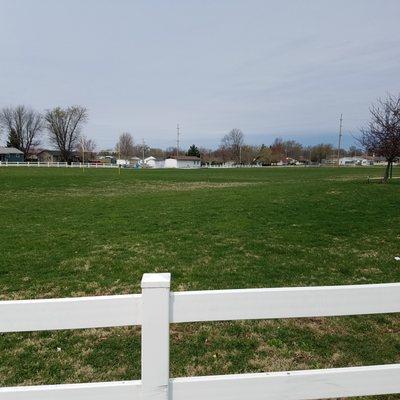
[1,0,399,150]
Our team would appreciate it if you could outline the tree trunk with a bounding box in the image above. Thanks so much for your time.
[383,161,392,183]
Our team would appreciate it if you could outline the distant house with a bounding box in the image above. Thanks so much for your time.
[116,159,130,166]
[143,156,156,168]
[0,147,24,162]
[37,150,80,163]
[164,156,201,168]
[131,156,141,166]
[142,156,165,168]
[98,155,116,164]
[276,157,299,166]
[37,150,63,162]
[339,157,373,166]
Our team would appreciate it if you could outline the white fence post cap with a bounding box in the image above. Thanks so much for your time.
[141,273,171,288]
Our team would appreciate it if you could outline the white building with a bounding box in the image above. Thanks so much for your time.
[139,156,165,168]
[164,156,201,168]
[339,157,373,166]
[116,159,130,166]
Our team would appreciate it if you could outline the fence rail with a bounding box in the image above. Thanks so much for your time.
[0,161,119,168]
[1,273,399,399]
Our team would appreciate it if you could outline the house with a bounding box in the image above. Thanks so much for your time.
[141,156,164,168]
[131,156,141,166]
[276,157,299,166]
[37,150,81,163]
[164,156,201,168]
[37,150,63,162]
[116,159,130,166]
[143,156,156,168]
[0,147,24,162]
[339,157,373,166]
[98,155,116,164]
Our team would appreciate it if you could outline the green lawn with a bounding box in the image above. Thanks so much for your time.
[0,166,399,398]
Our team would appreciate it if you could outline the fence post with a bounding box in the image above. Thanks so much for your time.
[141,273,171,400]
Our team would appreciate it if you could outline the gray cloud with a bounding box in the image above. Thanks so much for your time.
[0,0,399,150]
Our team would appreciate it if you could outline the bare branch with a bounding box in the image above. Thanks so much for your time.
[44,106,88,163]
[0,105,43,158]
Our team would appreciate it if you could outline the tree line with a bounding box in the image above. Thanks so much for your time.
[111,128,363,165]
[1,92,399,181]
[0,105,90,163]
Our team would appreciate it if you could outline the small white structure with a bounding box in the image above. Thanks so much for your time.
[116,159,130,166]
[339,157,373,166]
[139,156,165,168]
[164,156,201,168]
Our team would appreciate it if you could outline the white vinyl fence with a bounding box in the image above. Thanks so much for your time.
[0,161,119,168]
[1,273,400,400]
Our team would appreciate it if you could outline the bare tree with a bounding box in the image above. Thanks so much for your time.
[165,146,178,157]
[45,106,88,163]
[214,145,232,163]
[198,147,213,164]
[240,145,259,164]
[283,140,303,159]
[0,105,43,158]
[359,93,400,182]
[78,135,97,161]
[116,132,134,159]
[221,128,244,163]
[148,147,165,159]
[309,143,334,163]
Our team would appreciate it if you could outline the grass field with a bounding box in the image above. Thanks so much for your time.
[0,166,399,398]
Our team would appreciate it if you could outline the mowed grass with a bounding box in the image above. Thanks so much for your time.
[0,166,399,398]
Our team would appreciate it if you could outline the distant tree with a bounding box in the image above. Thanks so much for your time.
[149,147,165,159]
[187,144,200,157]
[198,147,213,164]
[308,143,334,163]
[359,93,400,182]
[6,128,20,148]
[302,146,313,163]
[116,132,134,159]
[221,128,244,163]
[133,142,151,160]
[270,138,285,163]
[215,145,232,163]
[240,145,259,164]
[45,106,88,163]
[348,145,364,157]
[258,144,272,165]
[283,140,303,159]
[165,147,178,157]
[0,105,43,158]
[78,136,97,161]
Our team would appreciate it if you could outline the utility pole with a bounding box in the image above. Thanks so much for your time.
[142,138,146,166]
[117,144,121,175]
[337,113,343,167]
[176,124,180,157]
[81,137,85,172]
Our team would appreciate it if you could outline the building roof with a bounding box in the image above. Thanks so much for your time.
[168,156,201,161]
[0,147,23,155]
[37,149,62,156]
